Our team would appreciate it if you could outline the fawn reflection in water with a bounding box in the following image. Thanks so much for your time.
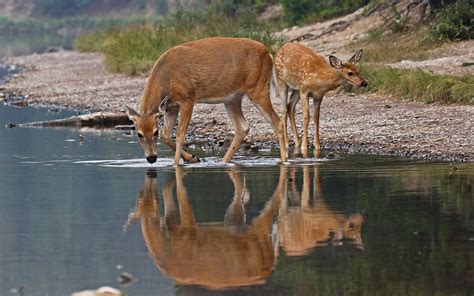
[127,166,364,290]
[279,166,364,256]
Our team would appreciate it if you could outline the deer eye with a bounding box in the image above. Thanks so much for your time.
[137,132,144,139]
[153,130,158,137]
[348,72,354,77]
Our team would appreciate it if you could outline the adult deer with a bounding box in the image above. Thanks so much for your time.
[126,167,287,289]
[125,37,287,165]
[274,43,367,156]
[279,166,364,256]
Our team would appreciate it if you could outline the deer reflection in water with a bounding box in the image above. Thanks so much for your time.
[279,166,364,256]
[126,167,287,290]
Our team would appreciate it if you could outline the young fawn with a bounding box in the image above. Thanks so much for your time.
[125,37,287,166]
[274,43,367,156]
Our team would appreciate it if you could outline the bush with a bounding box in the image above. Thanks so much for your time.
[280,0,369,25]
[431,0,474,41]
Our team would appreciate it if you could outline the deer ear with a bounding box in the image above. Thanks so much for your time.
[124,105,140,122]
[348,49,363,65]
[158,96,170,114]
[329,55,343,69]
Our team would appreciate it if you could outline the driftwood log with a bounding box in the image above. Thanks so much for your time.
[8,112,132,128]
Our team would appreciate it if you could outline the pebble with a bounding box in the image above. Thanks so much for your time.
[71,286,123,296]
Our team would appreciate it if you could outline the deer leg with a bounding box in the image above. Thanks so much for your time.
[288,167,300,204]
[224,169,247,233]
[312,96,323,158]
[162,106,199,163]
[175,167,195,226]
[300,92,310,156]
[249,91,288,162]
[162,175,179,227]
[222,95,248,162]
[301,166,310,208]
[173,102,194,166]
[276,79,289,152]
[288,89,301,153]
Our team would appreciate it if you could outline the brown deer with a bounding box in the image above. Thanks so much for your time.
[126,167,288,290]
[125,37,288,165]
[279,166,364,256]
[274,43,367,156]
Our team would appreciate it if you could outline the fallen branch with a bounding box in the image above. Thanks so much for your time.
[8,111,131,128]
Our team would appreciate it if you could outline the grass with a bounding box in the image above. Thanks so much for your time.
[75,8,285,75]
[361,65,474,104]
[349,26,444,63]
[347,25,473,104]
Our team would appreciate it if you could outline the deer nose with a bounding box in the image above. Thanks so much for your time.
[146,155,157,164]
[360,81,368,88]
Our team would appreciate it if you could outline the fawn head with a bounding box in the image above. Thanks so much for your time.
[125,104,163,164]
[329,50,367,88]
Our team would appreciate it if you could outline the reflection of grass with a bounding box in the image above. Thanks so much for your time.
[361,65,474,104]
[75,9,285,75]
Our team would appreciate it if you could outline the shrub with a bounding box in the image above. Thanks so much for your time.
[280,0,369,25]
[431,0,474,41]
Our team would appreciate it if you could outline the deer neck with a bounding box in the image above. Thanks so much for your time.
[310,68,342,95]
[139,75,164,115]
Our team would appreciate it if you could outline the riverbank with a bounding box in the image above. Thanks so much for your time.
[2,50,473,162]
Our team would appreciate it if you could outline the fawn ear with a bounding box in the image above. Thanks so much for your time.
[329,55,343,69]
[348,49,363,65]
[155,96,170,119]
[124,105,140,122]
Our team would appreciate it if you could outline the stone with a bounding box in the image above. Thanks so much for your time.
[71,286,124,296]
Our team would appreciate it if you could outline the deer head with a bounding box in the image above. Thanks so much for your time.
[329,50,367,88]
[125,104,162,164]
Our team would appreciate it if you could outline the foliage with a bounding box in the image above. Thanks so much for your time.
[361,65,474,104]
[431,0,474,41]
[76,8,285,75]
[280,0,369,25]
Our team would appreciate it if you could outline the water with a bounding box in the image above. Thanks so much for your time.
[0,33,75,59]
[0,103,472,295]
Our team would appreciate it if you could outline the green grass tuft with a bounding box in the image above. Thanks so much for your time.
[361,65,474,104]
[75,8,285,75]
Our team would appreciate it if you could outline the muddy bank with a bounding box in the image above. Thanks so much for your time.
[2,51,474,162]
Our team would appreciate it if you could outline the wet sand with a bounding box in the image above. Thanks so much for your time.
[2,51,474,162]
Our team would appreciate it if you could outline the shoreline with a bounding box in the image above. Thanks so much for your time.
[2,50,473,162]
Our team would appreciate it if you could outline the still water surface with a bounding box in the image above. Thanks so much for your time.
[0,104,472,295]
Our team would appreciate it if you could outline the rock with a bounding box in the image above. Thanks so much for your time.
[45,46,64,53]
[118,272,135,285]
[71,286,124,296]
[11,100,28,107]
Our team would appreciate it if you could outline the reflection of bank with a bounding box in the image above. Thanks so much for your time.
[127,167,287,290]
[279,166,364,256]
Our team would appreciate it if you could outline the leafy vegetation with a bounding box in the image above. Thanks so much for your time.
[362,65,474,104]
[76,8,285,75]
[280,0,369,25]
[431,0,473,41]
